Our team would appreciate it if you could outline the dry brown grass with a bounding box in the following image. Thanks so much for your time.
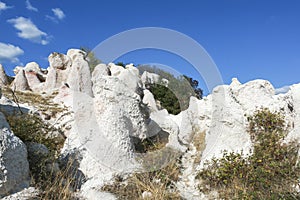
[35,158,81,200]
[192,130,206,165]
[1,87,66,117]
[101,158,182,200]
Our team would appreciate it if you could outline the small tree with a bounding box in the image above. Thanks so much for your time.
[183,75,203,99]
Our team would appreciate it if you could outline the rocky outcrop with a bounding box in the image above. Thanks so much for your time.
[141,71,160,86]
[66,49,92,96]
[0,64,8,86]
[11,69,30,91]
[24,62,41,73]
[44,49,93,96]
[175,79,300,199]
[0,113,29,197]
[44,52,71,91]
[1,49,299,199]
[48,52,71,70]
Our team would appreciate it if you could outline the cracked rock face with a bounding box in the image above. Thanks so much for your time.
[0,113,29,197]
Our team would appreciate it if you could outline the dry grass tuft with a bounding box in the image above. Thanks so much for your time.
[101,159,182,200]
[192,130,206,165]
[1,87,67,117]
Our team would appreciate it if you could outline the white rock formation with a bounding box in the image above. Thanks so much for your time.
[108,63,125,76]
[13,66,23,76]
[92,63,111,78]
[48,52,71,70]
[142,89,158,112]
[61,64,150,199]
[2,49,300,200]
[0,113,29,197]
[66,49,93,96]
[175,78,300,199]
[44,53,72,92]
[24,71,42,92]
[141,71,160,85]
[11,69,30,91]
[0,64,8,86]
[24,62,41,73]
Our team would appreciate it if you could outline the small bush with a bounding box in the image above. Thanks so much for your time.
[148,84,181,115]
[139,65,203,115]
[197,108,300,199]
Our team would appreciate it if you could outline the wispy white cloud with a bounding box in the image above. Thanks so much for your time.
[52,8,65,20]
[7,17,49,45]
[25,0,38,12]
[275,86,290,94]
[45,15,58,23]
[0,42,24,64]
[0,1,12,12]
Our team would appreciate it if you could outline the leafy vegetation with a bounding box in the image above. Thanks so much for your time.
[115,62,127,67]
[139,65,203,115]
[149,84,181,115]
[197,108,300,199]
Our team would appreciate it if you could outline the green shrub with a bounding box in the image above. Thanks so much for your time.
[197,108,300,199]
[149,84,181,115]
[140,65,203,115]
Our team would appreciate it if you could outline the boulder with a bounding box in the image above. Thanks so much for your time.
[0,64,8,86]
[44,53,72,93]
[11,69,30,91]
[13,66,23,76]
[48,52,71,70]
[125,64,139,76]
[66,49,93,96]
[118,68,143,93]
[142,89,158,112]
[24,71,41,92]
[92,64,111,79]
[108,63,125,76]
[141,71,160,86]
[0,113,29,197]
[24,62,41,73]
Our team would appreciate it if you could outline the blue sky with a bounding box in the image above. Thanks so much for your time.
[0,0,300,94]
